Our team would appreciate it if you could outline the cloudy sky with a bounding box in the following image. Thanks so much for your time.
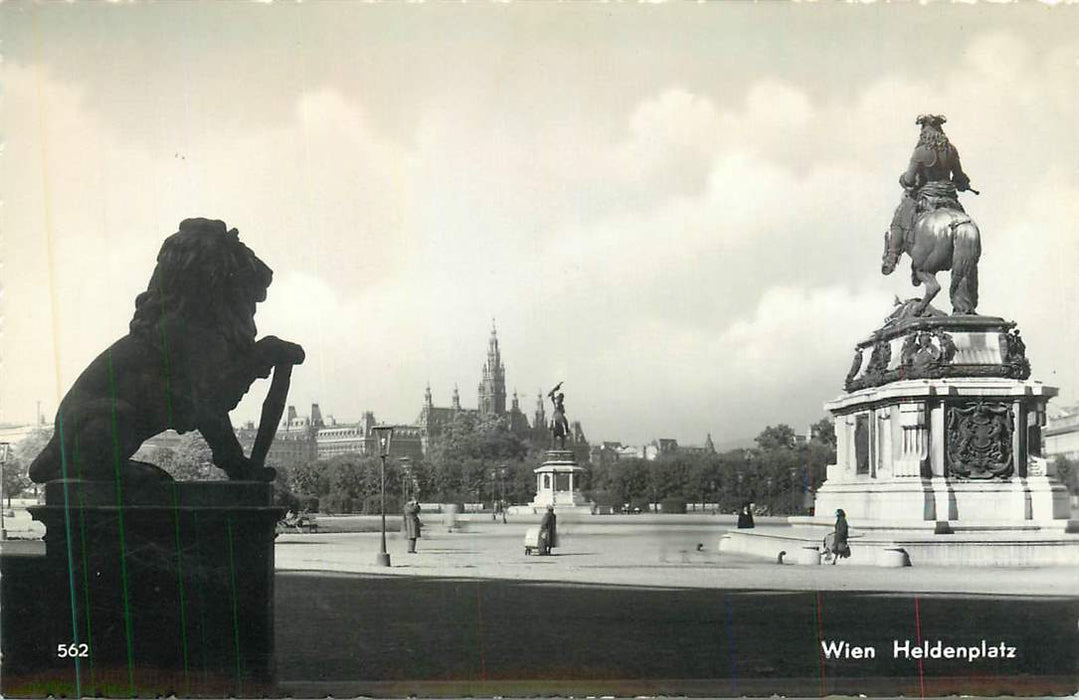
[2,3,1077,447]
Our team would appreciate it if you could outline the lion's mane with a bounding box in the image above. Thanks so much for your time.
[130,218,272,349]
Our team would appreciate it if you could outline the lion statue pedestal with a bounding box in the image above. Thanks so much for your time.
[14,481,283,696]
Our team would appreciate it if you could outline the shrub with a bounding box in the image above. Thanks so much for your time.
[588,490,619,508]
[363,495,402,515]
[324,494,354,514]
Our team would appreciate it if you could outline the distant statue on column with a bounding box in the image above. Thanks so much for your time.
[547,382,570,450]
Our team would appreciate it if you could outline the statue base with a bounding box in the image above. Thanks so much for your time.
[815,376,1068,525]
[722,374,1079,566]
[4,480,282,697]
[525,450,594,515]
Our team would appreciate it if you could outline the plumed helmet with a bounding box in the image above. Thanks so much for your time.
[915,114,947,128]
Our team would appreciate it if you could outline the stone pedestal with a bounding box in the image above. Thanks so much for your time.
[807,315,1072,530]
[10,480,282,697]
[725,315,1079,567]
[527,450,594,514]
[811,376,1069,526]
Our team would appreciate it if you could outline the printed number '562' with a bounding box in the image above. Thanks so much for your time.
[57,643,89,658]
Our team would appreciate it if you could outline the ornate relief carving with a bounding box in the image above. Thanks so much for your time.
[844,347,864,390]
[1002,328,1031,380]
[946,401,1014,480]
[846,325,1025,391]
[849,340,892,391]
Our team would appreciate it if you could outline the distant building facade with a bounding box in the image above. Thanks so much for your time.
[1045,404,1079,461]
[416,323,580,456]
[590,434,716,465]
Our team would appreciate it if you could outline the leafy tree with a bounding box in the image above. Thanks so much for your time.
[1053,457,1078,495]
[286,459,327,499]
[151,431,220,481]
[2,428,53,502]
[811,417,837,447]
[425,412,531,502]
[13,428,52,465]
[755,424,797,451]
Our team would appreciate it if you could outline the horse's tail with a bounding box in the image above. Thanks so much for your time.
[949,217,981,314]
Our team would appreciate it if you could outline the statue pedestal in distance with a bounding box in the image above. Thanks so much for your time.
[526,450,594,515]
[7,480,282,697]
[722,315,1079,567]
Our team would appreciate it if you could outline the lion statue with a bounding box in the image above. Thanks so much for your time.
[29,218,305,483]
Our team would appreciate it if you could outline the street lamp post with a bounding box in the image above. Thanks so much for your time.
[0,442,10,541]
[372,425,395,567]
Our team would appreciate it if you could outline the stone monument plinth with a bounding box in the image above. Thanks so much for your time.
[9,480,283,697]
[526,450,594,514]
[809,315,1070,527]
[724,316,1079,566]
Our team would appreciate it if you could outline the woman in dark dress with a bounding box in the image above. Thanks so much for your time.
[736,501,755,529]
[539,505,558,555]
[830,509,850,564]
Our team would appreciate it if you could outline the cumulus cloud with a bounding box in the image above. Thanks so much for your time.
[3,12,1076,446]
[716,286,892,391]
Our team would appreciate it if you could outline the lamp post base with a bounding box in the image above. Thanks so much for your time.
[375,551,391,567]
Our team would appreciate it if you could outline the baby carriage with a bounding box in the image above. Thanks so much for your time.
[822,532,850,564]
[524,527,543,555]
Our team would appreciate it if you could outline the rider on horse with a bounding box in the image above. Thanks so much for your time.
[887,114,974,281]
[548,382,570,449]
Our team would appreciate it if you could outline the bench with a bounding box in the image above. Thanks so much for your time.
[278,514,319,534]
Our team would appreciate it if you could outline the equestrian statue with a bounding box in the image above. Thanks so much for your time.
[881,114,981,317]
[547,382,571,450]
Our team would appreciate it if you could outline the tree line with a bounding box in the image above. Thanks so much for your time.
[5,420,1077,520]
[588,420,835,515]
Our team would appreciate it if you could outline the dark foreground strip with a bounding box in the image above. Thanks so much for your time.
[276,572,1079,697]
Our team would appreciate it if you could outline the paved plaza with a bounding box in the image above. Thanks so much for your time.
[273,518,1079,697]
[274,513,1079,597]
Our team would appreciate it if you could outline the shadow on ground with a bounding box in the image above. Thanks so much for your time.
[276,571,1079,697]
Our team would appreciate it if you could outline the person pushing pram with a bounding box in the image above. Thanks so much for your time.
[822,509,851,564]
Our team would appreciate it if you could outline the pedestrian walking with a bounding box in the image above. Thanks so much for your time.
[736,501,755,529]
[403,500,422,553]
[828,508,851,564]
[539,505,558,555]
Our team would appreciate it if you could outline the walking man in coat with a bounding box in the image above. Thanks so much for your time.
[403,500,422,553]
[539,505,558,555]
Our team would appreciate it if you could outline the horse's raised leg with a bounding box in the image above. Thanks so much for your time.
[914,270,940,316]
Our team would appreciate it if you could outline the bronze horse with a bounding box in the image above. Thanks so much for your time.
[882,208,981,317]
